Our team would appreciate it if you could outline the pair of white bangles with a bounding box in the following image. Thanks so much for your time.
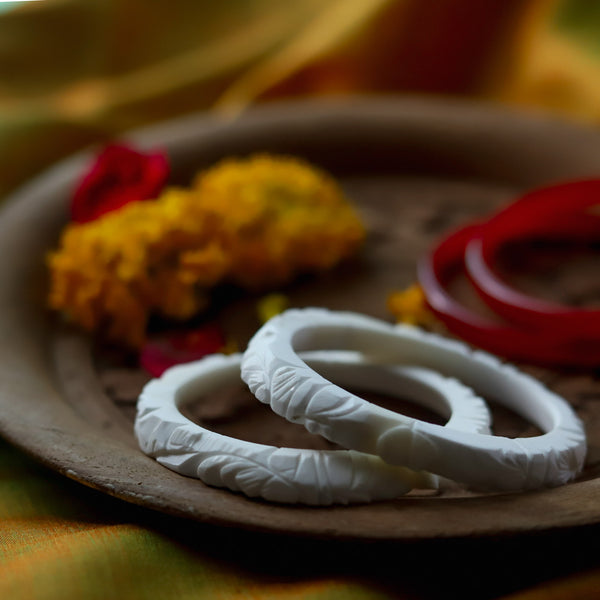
[135,308,587,505]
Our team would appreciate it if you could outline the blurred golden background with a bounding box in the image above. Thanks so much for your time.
[1,0,600,197]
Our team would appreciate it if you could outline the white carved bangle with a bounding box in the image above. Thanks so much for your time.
[135,351,491,505]
[241,308,587,491]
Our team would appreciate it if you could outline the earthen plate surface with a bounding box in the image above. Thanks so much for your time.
[1,97,600,541]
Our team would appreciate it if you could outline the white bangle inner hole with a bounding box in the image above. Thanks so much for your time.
[175,366,452,449]
[289,327,542,439]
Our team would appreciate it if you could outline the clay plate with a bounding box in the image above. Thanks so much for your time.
[1,97,600,541]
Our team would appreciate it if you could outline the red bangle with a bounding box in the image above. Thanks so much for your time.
[464,180,600,338]
[417,218,600,368]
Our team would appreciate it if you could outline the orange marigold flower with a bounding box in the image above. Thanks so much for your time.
[387,283,435,327]
[47,154,365,346]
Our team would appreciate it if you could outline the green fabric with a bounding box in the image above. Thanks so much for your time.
[0,440,395,599]
[2,438,600,600]
[554,0,600,55]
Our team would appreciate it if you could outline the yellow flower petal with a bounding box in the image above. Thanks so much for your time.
[256,293,290,324]
[387,284,435,327]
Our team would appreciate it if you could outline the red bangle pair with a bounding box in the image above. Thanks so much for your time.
[417,179,600,368]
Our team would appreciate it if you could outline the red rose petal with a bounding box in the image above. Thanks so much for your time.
[140,323,227,377]
[71,144,169,223]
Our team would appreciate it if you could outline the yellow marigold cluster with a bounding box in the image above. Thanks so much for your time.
[47,154,365,346]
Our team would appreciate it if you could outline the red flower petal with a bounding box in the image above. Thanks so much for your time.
[71,144,169,223]
[139,323,227,377]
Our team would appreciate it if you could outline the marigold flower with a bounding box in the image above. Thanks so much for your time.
[387,283,435,327]
[48,154,365,346]
[256,293,290,324]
